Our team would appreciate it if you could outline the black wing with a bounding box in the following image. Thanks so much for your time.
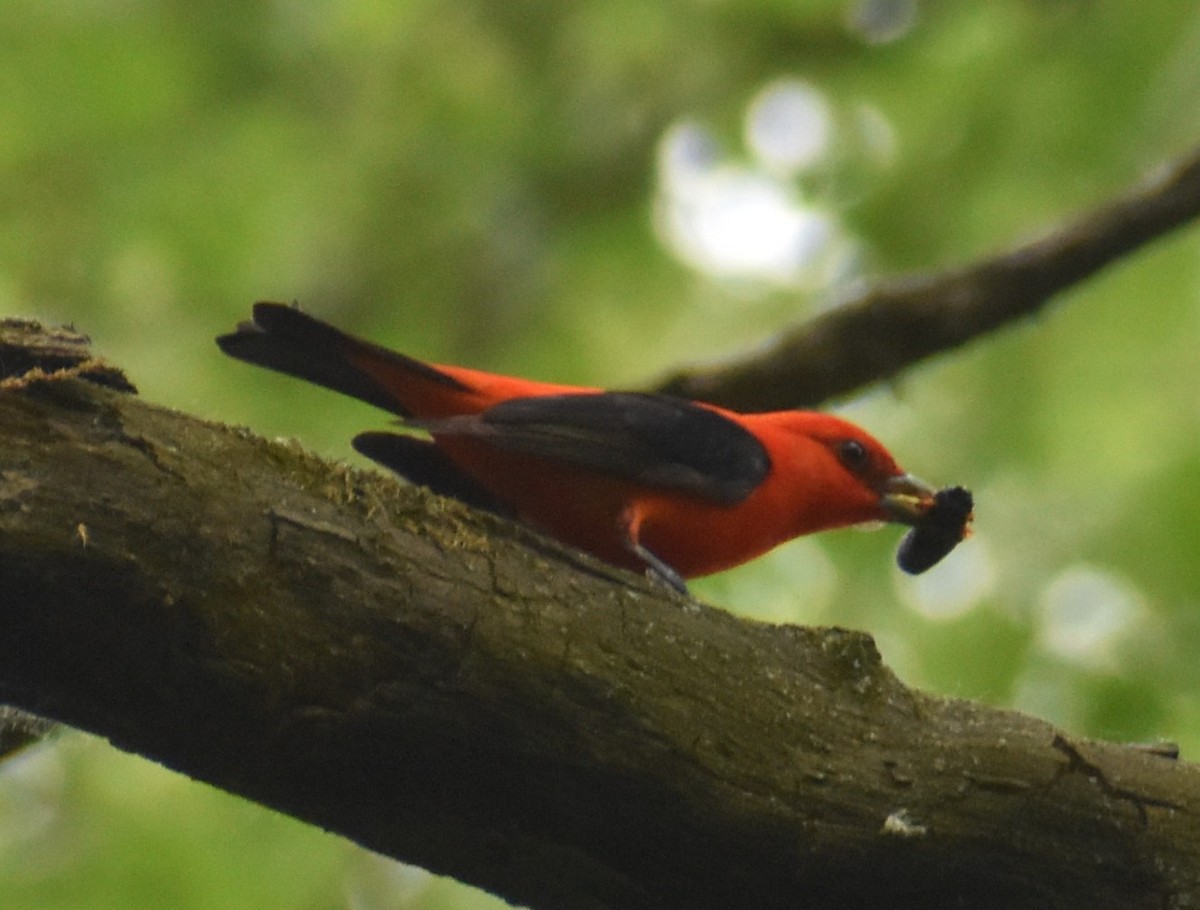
[416,392,771,505]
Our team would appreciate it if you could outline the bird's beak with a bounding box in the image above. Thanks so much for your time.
[880,473,937,525]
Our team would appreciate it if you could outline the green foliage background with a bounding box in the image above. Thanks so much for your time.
[3,2,1200,907]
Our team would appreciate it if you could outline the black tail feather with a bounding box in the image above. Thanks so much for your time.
[353,431,510,516]
[217,301,464,416]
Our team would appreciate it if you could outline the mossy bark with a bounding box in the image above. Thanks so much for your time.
[0,320,1197,909]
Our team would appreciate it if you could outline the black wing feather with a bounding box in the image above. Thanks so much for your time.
[417,392,771,505]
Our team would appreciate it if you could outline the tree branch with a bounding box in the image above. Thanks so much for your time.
[1,321,1197,909]
[655,142,1200,410]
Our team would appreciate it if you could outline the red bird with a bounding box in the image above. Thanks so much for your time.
[218,302,941,591]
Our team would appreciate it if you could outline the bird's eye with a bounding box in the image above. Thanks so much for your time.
[837,439,869,471]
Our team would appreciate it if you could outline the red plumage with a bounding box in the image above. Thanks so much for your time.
[219,302,950,589]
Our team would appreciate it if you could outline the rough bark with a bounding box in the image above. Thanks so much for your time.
[0,322,1197,909]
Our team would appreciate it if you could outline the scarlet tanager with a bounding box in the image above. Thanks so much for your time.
[218,302,968,591]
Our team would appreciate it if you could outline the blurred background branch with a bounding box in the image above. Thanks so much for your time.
[656,143,1200,409]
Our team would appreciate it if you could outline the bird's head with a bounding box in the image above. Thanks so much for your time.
[762,412,937,534]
